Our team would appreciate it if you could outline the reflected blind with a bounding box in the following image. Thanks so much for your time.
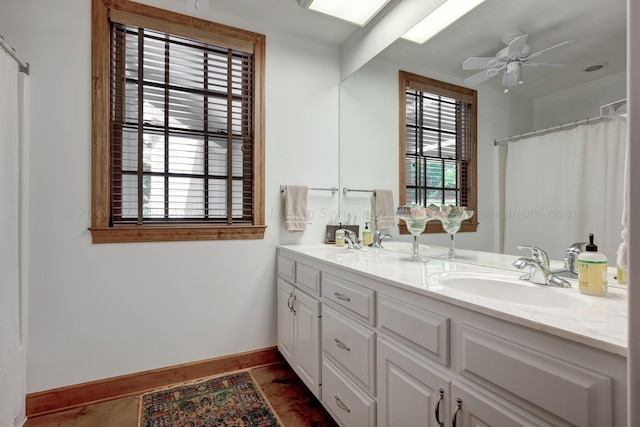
[405,88,472,207]
[110,22,255,225]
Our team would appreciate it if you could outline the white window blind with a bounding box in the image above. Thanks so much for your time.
[110,23,255,225]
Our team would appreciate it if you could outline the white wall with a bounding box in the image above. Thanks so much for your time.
[533,71,627,129]
[0,0,340,393]
[339,52,533,253]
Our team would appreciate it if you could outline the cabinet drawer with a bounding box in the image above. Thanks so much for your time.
[378,294,449,366]
[459,324,612,427]
[323,273,375,325]
[277,255,295,283]
[322,357,376,427]
[296,263,320,296]
[323,305,375,393]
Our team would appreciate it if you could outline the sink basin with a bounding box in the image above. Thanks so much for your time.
[428,272,590,309]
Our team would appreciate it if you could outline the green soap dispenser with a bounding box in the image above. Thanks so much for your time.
[577,233,608,296]
[363,222,372,246]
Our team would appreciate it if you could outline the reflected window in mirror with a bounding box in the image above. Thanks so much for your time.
[399,71,478,233]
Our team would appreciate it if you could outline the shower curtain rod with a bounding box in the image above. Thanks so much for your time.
[493,116,611,146]
[0,35,29,75]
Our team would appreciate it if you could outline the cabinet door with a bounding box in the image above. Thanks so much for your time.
[277,279,295,365]
[377,337,451,427]
[450,381,551,427]
[293,287,321,398]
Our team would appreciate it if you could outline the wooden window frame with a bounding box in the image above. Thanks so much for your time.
[398,70,478,234]
[90,0,266,243]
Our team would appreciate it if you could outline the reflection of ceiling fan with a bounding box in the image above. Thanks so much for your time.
[462,31,574,93]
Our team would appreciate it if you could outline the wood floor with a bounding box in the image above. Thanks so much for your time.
[25,362,338,427]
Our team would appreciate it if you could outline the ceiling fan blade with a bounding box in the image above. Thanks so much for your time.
[462,57,500,70]
[523,62,565,68]
[525,40,574,61]
[507,34,528,57]
[464,69,497,86]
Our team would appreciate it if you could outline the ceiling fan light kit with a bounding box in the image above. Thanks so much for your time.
[462,30,573,93]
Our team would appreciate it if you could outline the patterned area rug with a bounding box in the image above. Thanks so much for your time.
[139,370,282,427]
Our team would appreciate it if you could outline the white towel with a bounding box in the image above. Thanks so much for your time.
[371,189,395,230]
[284,185,308,232]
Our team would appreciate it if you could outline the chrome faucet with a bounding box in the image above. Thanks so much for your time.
[551,242,587,278]
[338,229,363,250]
[369,230,392,248]
[517,245,550,270]
[513,246,571,288]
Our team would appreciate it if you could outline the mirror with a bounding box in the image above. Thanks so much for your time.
[338,0,627,263]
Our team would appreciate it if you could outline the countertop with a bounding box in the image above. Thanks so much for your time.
[278,243,628,357]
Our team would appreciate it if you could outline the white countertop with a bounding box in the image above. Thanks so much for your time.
[278,243,628,357]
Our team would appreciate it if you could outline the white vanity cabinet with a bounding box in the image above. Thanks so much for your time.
[276,246,627,427]
[375,285,625,427]
[276,254,321,398]
[321,272,377,427]
[377,336,451,427]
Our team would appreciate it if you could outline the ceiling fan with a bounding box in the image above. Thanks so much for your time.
[462,31,574,93]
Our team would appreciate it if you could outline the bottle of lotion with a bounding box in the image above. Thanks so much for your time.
[577,233,608,296]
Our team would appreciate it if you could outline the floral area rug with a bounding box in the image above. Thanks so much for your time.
[138,370,282,427]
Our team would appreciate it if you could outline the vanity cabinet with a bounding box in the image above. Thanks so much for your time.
[276,255,321,398]
[276,246,627,427]
[377,336,451,427]
[321,272,377,426]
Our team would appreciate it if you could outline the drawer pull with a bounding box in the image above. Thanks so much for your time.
[334,338,351,351]
[435,388,444,427]
[452,398,462,427]
[334,292,351,302]
[334,395,351,413]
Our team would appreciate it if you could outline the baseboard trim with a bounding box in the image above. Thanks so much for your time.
[26,346,282,418]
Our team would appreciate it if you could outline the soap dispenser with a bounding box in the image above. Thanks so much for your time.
[576,233,608,296]
[335,223,345,247]
[363,222,372,246]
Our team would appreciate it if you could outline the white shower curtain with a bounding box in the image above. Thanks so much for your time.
[0,48,25,427]
[503,119,627,262]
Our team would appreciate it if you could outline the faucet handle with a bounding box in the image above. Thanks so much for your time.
[567,242,587,254]
[517,245,550,269]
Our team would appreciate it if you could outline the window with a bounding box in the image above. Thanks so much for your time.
[399,71,478,233]
[90,0,265,243]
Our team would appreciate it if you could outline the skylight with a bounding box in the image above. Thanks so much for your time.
[401,0,486,44]
[298,0,391,27]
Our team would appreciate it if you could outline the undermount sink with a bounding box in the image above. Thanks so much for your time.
[428,271,590,309]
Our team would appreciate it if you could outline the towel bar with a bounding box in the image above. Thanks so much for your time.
[280,185,338,195]
[342,187,374,195]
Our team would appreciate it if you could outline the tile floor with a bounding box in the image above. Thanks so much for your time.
[25,362,338,427]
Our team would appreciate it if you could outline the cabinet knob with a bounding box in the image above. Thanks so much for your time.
[334,395,351,413]
[292,294,297,315]
[452,397,462,427]
[435,388,444,427]
[334,292,351,302]
[334,337,351,351]
[287,292,294,312]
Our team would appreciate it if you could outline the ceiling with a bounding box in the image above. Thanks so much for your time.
[187,0,626,99]
[376,0,627,99]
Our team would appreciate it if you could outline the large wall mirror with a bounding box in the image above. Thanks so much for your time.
[338,0,627,263]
